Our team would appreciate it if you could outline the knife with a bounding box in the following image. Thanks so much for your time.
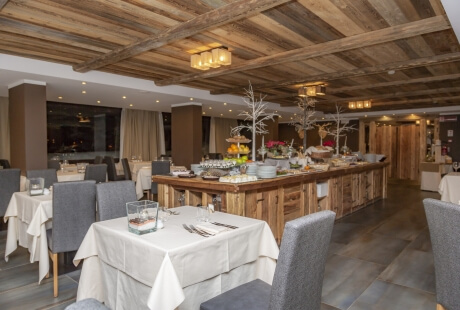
[189,224,211,237]
[211,222,238,229]
[182,224,193,233]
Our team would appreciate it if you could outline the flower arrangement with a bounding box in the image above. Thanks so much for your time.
[266,140,286,155]
[322,140,335,148]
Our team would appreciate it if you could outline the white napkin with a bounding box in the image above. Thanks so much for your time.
[196,223,228,235]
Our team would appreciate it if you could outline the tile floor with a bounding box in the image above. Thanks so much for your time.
[0,181,440,309]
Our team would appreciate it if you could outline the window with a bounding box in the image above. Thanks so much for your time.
[47,101,121,161]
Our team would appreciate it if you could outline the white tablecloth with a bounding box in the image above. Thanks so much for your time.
[74,206,279,310]
[4,192,53,283]
[117,161,151,180]
[136,167,152,199]
[438,172,460,204]
[20,171,84,191]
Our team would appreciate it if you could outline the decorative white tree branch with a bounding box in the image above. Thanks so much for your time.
[326,104,357,155]
[288,96,317,150]
[230,82,278,160]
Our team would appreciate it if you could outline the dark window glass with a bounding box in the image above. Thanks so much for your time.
[47,101,121,161]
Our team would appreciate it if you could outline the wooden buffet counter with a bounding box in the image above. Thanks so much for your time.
[154,162,389,242]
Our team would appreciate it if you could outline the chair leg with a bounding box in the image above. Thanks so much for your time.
[48,250,59,297]
[437,304,446,310]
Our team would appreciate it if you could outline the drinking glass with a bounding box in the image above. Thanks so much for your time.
[196,205,210,222]
[159,207,170,223]
[453,162,459,172]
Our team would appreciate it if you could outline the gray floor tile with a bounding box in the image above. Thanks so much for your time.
[348,280,436,310]
[0,276,78,310]
[0,246,32,270]
[322,254,386,310]
[379,248,435,293]
[65,269,81,283]
[336,233,410,265]
[330,223,373,245]
[370,215,427,241]
[0,262,41,293]
[321,303,341,310]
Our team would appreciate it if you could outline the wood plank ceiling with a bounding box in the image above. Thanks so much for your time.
[1,0,459,113]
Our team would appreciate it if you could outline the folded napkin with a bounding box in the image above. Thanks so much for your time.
[196,223,228,235]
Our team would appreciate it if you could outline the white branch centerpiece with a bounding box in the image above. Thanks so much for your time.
[230,82,278,161]
[289,96,317,151]
[326,104,357,156]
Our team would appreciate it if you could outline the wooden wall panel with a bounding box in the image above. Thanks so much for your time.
[396,124,420,181]
[375,125,397,178]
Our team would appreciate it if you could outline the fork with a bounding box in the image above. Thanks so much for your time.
[190,224,212,237]
[184,224,208,237]
[211,222,238,229]
[182,224,193,233]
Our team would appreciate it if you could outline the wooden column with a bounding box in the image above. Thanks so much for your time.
[359,120,366,154]
[171,103,202,169]
[434,118,440,141]
[369,121,377,153]
[419,118,427,165]
[9,81,47,173]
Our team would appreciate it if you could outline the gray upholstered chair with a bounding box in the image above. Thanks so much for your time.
[47,180,97,297]
[26,169,58,188]
[65,298,110,310]
[0,159,11,169]
[94,155,104,164]
[103,156,124,181]
[423,198,460,310]
[121,158,132,180]
[48,160,61,171]
[0,168,21,217]
[151,160,170,198]
[200,210,336,310]
[84,164,107,183]
[96,180,137,221]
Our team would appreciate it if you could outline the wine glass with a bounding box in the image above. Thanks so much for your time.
[453,162,459,172]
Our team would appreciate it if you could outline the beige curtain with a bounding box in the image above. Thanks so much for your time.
[0,97,10,160]
[121,109,161,161]
[213,117,238,155]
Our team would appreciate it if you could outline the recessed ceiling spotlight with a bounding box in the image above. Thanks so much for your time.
[209,107,212,110]
[123,96,127,99]
[129,104,133,107]
[364,115,367,117]
[58,96,63,100]
[97,100,101,104]
[223,102,227,105]
[393,113,395,116]
[190,98,194,101]
[82,81,86,85]
[156,100,160,103]
[82,90,86,94]
[220,113,223,116]
[202,112,206,115]
[229,109,232,112]
[388,70,395,75]
[322,117,324,120]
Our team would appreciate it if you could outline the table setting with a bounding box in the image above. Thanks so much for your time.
[73,205,279,310]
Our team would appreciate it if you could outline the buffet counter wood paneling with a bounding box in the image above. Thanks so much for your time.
[153,162,389,242]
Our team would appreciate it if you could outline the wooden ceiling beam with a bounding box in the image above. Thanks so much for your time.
[279,86,460,106]
[266,72,460,101]
[72,0,290,73]
[0,0,9,11]
[215,52,460,95]
[156,15,450,87]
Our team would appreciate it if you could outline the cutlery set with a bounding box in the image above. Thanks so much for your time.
[182,222,238,237]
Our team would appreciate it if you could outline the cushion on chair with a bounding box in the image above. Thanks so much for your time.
[200,279,271,310]
[65,298,110,310]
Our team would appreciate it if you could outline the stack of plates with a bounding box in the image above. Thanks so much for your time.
[246,163,258,176]
[256,165,277,179]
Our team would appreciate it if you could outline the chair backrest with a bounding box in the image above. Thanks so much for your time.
[84,164,107,183]
[51,180,96,253]
[121,158,132,180]
[94,156,104,164]
[151,160,170,194]
[0,159,11,169]
[0,168,21,217]
[26,169,58,188]
[96,180,137,221]
[103,156,118,181]
[48,160,61,171]
[423,198,460,309]
[269,210,336,310]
